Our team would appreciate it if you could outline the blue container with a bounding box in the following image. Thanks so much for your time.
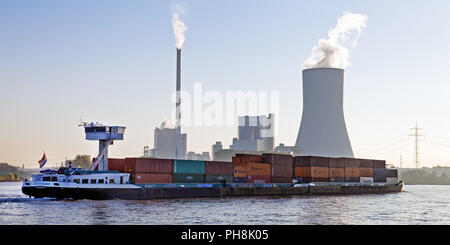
[173,160,205,174]
[233,177,247,183]
[374,168,386,182]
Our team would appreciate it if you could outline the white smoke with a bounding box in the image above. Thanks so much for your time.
[171,5,188,49]
[304,12,368,69]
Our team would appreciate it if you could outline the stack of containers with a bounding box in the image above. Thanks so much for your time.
[329,158,345,182]
[246,162,271,183]
[386,169,399,184]
[107,158,126,172]
[373,160,387,183]
[126,158,173,184]
[173,160,205,183]
[204,161,233,183]
[294,156,329,183]
[232,154,263,183]
[359,159,374,183]
[262,153,294,183]
[344,158,360,182]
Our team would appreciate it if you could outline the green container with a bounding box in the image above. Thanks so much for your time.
[172,174,204,183]
[205,175,233,183]
[173,160,205,174]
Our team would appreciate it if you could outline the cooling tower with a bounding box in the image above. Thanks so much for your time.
[295,68,354,158]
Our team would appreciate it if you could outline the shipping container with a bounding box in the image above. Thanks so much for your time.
[233,166,247,178]
[205,175,233,183]
[262,153,293,165]
[129,158,173,173]
[247,175,270,184]
[374,168,387,182]
[373,160,386,169]
[360,177,374,183]
[386,169,398,178]
[173,160,205,174]
[133,173,172,184]
[359,167,374,177]
[236,154,263,164]
[205,161,233,175]
[172,174,204,183]
[359,159,373,168]
[294,167,306,178]
[123,158,138,173]
[345,167,359,177]
[107,158,126,172]
[247,163,271,176]
[294,156,329,167]
[386,177,399,184]
[296,166,329,182]
[329,168,345,178]
[271,177,293,183]
[233,177,247,183]
[345,167,360,182]
[343,158,360,167]
[329,158,345,168]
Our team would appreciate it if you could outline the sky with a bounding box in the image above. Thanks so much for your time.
[1,0,450,168]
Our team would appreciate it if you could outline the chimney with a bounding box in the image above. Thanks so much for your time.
[176,48,181,131]
[295,68,354,157]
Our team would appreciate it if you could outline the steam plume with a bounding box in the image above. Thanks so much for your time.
[304,12,368,69]
[171,6,188,49]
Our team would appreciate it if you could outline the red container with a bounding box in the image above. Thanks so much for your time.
[359,159,373,168]
[294,156,329,167]
[343,158,360,167]
[236,154,263,164]
[329,158,345,168]
[107,158,126,172]
[205,161,233,175]
[247,175,270,184]
[133,173,172,183]
[123,158,172,173]
[263,153,294,178]
[373,160,386,169]
[135,158,172,173]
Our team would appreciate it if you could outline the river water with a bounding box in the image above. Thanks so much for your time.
[1,182,449,225]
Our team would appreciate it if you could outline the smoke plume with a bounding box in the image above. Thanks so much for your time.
[304,12,368,69]
[171,5,188,49]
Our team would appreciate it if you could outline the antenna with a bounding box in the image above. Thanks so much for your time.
[409,122,424,169]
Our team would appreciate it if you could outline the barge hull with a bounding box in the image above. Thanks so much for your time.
[23,184,403,200]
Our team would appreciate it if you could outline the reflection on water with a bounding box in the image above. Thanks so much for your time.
[1,182,450,225]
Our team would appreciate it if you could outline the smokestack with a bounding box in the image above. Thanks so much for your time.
[176,48,181,131]
[295,68,354,158]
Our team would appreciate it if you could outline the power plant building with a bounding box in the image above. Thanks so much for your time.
[295,68,354,158]
[150,122,186,159]
[230,114,274,152]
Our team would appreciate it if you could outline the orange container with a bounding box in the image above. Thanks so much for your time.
[233,166,247,178]
[294,167,306,178]
[345,167,360,178]
[311,167,329,178]
[359,167,374,177]
[329,168,345,178]
[247,163,271,176]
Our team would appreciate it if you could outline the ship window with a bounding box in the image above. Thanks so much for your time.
[43,176,51,181]
[74,179,80,184]
[96,127,106,132]
[82,179,88,184]
[109,179,115,184]
[51,177,57,182]
[90,179,97,184]
[98,179,104,184]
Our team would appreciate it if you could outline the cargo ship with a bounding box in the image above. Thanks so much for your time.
[22,155,403,200]
[21,123,403,200]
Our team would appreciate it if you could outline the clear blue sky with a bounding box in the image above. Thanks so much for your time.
[1,0,450,168]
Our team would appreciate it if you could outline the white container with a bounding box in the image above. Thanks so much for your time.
[360,177,374,183]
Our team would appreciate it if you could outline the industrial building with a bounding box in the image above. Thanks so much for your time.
[230,114,275,152]
[150,122,186,159]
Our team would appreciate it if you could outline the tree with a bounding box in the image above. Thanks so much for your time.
[66,155,91,169]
